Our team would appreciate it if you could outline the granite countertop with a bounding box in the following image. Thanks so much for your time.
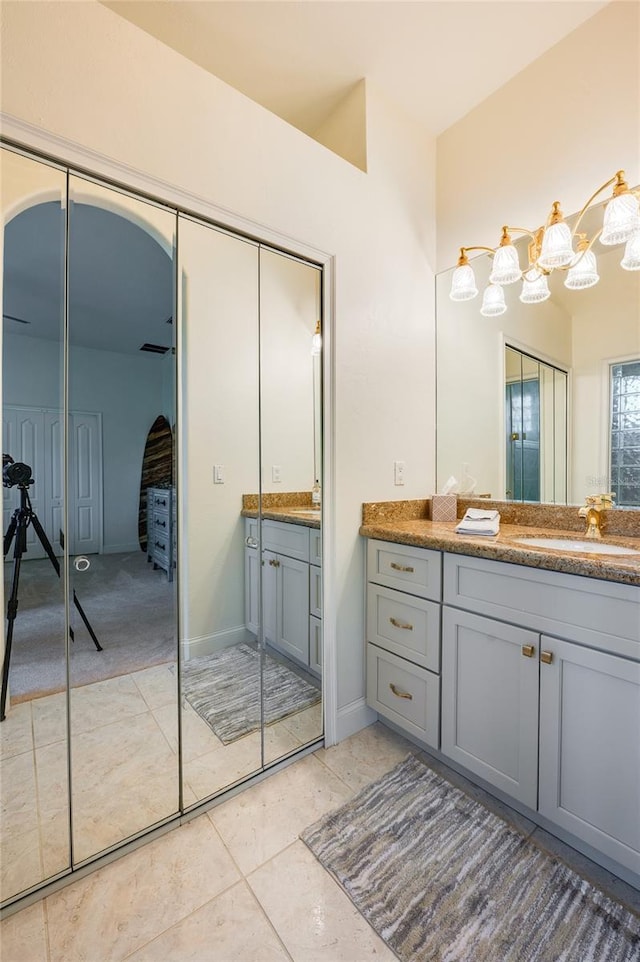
[241,492,321,529]
[360,500,640,587]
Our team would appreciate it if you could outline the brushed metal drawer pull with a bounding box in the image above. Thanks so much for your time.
[389,683,413,700]
[390,562,414,573]
[522,644,535,658]
[389,616,413,631]
[541,650,554,665]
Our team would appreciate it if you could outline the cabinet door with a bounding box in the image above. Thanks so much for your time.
[539,637,640,876]
[310,615,322,677]
[244,546,260,637]
[441,606,539,808]
[277,554,310,666]
[263,550,278,645]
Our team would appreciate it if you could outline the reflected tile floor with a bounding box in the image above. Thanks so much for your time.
[2,722,639,962]
[1,662,322,904]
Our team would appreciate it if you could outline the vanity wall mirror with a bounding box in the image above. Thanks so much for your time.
[1,142,324,908]
[437,196,640,506]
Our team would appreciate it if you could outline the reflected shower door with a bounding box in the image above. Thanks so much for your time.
[67,175,179,863]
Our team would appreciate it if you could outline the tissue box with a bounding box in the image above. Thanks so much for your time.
[431,494,457,522]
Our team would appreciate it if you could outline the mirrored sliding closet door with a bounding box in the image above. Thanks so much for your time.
[1,142,324,908]
[1,147,70,901]
[66,175,179,863]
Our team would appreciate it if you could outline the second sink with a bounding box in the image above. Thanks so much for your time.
[513,537,640,556]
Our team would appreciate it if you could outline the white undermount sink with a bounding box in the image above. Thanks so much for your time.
[512,537,640,556]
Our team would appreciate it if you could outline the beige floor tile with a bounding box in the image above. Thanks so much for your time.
[0,750,43,901]
[183,734,263,803]
[45,816,240,962]
[125,881,291,962]
[31,691,67,748]
[0,700,33,759]
[70,711,179,863]
[248,841,396,962]
[69,674,150,734]
[153,701,220,761]
[209,755,352,875]
[314,721,412,792]
[35,739,71,879]
[277,703,323,746]
[0,900,48,962]
[130,663,177,711]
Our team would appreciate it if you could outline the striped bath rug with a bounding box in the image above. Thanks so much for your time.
[302,754,640,962]
[182,643,320,744]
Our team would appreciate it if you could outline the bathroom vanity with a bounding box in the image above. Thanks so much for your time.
[361,502,640,886]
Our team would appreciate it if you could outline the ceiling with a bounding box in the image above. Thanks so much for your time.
[102,0,609,140]
[3,202,173,355]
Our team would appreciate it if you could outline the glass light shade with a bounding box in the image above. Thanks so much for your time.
[538,221,574,269]
[621,229,640,270]
[449,263,478,301]
[519,269,550,304]
[489,244,521,285]
[311,331,322,355]
[480,283,507,317]
[600,193,640,246]
[565,249,599,290]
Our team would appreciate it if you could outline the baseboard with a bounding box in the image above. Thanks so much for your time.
[102,543,141,555]
[336,697,377,742]
[181,626,252,661]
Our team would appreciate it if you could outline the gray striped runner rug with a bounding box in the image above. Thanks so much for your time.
[302,754,640,961]
[182,643,320,743]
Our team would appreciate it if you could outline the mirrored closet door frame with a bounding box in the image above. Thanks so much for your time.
[1,136,334,914]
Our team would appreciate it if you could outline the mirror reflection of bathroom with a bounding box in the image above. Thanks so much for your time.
[437,197,640,505]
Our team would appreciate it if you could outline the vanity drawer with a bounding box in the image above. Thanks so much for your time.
[367,644,439,748]
[262,520,309,562]
[367,584,440,671]
[310,565,322,619]
[150,490,171,512]
[310,528,322,567]
[367,539,441,601]
[444,554,640,659]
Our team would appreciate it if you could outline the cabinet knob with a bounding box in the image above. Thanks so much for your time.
[245,537,258,548]
[540,650,554,665]
[389,683,413,700]
[521,644,535,658]
[269,558,280,568]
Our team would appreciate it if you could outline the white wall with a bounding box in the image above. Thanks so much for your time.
[0,0,437,730]
[3,333,166,552]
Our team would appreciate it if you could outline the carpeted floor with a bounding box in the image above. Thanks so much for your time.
[4,551,176,700]
[302,754,640,962]
[182,642,321,743]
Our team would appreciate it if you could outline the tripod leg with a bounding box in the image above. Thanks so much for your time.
[1,538,24,721]
[3,513,17,559]
[30,509,103,653]
[72,591,103,652]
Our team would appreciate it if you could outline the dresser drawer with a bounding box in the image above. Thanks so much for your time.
[367,539,441,601]
[367,644,439,748]
[367,584,440,671]
[150,490,171,512]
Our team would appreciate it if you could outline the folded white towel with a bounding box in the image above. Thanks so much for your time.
[455,508,500,537]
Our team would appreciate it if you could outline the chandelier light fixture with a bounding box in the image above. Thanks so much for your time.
[449,170,640,313]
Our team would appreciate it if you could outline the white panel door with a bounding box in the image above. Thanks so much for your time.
[539,636,640,876]
[3,407,46,559]
[44,411,64,555]
[68,413,102,555]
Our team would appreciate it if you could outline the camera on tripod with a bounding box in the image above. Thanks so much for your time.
[2,455,33,489]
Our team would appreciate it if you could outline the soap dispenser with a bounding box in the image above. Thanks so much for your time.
[312,480,321,506]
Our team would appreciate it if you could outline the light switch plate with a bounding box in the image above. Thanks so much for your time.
[272,465,282,483]
[394,460,405,485]
[213,464,225,484]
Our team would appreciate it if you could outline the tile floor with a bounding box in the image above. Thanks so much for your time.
[2,722,639,962]
[0,662,322,903]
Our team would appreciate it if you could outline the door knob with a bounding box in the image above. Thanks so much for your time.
[74,556,90,572]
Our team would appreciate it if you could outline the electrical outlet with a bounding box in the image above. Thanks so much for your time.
[394,460,406,485]
[272,465,282,483]
[213,464,225,484]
